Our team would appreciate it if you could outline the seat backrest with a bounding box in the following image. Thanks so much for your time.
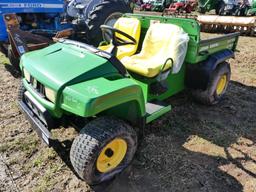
[99,17,141,59]
[114,17,141,45]
[139,23,189,73]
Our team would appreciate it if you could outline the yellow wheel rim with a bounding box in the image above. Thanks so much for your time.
[216,74,227,95]
[96,138,127,173]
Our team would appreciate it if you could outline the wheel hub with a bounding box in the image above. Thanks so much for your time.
[96,138,127,173]
[216,74,227,95]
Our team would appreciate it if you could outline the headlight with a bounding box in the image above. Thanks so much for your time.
[45,87,56,103]
[23,68,31,82]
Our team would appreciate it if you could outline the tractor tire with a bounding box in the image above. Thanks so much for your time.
[8,45,20,72]
[191,62,231,105]
[70,117,137,185]
[86,0,133,46]
[198,7,206,14]
[239,7,249,16]
[218,2,226,16]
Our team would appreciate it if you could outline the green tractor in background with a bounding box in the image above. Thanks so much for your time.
[198,0,237,15]
[198,0,256,15]
[152,0,173,11]
[239,0,256,16]
[18,13,239,185]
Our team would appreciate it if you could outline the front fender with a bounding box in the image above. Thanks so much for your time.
[61,77,145,118]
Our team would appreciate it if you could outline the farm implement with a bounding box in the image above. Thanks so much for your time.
[198,15,256,36]
[162,13,256,37]
[18,13,239,185]
[186,0,256,36]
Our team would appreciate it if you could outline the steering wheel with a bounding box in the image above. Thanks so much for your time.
[100,25,137,47]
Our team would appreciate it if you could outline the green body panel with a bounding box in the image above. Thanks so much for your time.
[20,14,239,126]
[131,64,186,102]
[61,78,145,117]
[21,43,118,90]
[21,42,145,120]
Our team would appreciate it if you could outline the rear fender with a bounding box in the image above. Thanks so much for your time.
[185,49,234,90]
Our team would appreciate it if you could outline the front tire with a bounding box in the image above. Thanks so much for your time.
[18,81,26,102]
[70,117,137,185]
[191,62,231,105]
[8,45,20,72]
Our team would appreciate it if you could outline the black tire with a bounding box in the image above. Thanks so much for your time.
[191,62,231,105]
[239,6,248,16]
[8,45,20,72]
[70,117,137,185]
[198,7,206,14]
[218,2,226,15]
[234,8,240,16]
[86,0,133,46]
[18,81,26,102]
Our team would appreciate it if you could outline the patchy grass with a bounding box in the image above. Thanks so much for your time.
[34,164,63,192]
[0,52,9,65]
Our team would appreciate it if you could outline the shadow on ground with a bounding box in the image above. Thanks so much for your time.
[51,81,256,192]
[4,63,21,78]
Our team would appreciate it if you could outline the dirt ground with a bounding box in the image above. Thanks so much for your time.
[0,34,256,192]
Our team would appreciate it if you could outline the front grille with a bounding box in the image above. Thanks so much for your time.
[28,76,45,98]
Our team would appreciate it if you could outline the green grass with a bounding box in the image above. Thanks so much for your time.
[32,148,57,168]
[34,163,63,192]
[0,134,38,156]
[0,52,9,65]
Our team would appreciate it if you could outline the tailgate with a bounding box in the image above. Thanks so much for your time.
[196,32,240,63]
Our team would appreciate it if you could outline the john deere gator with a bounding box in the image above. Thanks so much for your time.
[18,14,239,184]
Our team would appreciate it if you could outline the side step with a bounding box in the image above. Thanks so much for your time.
[145,101,171,124]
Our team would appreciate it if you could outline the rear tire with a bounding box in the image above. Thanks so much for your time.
[8,45,20,72]
[191,62,231,105]
[86,0,133,46]
[70,117,137,185]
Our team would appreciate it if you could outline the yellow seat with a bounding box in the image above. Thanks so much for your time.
[99,18,141,60]
[121,23,189,78]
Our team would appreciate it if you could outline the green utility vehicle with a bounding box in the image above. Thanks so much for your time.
[18,14,239,185]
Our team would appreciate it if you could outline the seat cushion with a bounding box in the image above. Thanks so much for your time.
[98,18,141,60]
[121,23,189,77]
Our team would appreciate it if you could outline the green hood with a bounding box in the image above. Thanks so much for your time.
[21,42,119,91]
